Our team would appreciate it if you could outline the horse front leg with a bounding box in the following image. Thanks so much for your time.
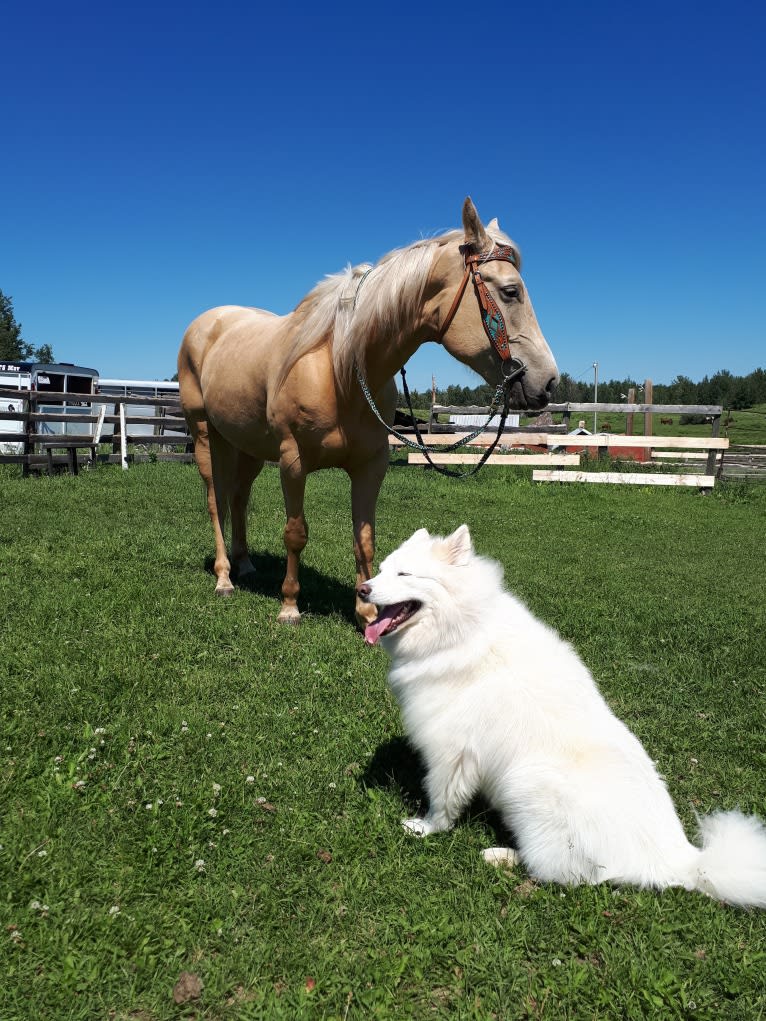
[278,450,308,624]
[349,446,389,629]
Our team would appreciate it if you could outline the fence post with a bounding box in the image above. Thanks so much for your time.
[119,402,128,470]
[22,392,33,477]
[643,380,653,436]
[707,411,721,477]
[626,388,635,435]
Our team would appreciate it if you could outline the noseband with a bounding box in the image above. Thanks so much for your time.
[436,243,528,388]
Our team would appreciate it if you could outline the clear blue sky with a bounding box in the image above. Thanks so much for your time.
[4,1,764,393]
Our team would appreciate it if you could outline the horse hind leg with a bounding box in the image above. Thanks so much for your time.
[205,426,241,596]
[185,412,233,596]
[230,453,264,580]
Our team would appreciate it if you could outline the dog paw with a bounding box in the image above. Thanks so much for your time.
[482,846,520,868]
[402,817,431,837]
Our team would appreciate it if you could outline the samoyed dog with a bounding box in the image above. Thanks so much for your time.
[359,525,766,907]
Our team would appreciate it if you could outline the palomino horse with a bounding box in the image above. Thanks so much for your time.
[178,198,559,625]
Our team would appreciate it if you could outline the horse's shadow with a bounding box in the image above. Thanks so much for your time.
[362,736,513,843]
[203,551,357,624]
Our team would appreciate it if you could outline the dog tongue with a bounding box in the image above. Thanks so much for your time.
[364,604,405,645]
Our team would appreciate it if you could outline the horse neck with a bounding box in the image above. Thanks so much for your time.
[355,249,453,392]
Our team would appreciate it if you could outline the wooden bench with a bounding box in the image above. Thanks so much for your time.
[33,405,107,474]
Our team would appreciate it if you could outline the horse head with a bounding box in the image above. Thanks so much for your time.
[431,198,559,410]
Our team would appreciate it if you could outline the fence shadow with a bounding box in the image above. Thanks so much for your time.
[203,551,357,623]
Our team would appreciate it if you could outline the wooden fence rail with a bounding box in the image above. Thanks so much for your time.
[0,389,193,473]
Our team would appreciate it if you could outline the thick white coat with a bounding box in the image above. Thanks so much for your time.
[365,526,766,906]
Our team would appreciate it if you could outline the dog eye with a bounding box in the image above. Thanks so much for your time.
[397,571,411,577]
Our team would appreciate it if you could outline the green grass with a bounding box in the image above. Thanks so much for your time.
[1,462,765,1020]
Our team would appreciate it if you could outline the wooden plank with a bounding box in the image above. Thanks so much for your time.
[431,402,722,416]
[119,403,128,471]
[393,433,728,451]
[543,402,722,416]
[652,451,707,460]
[390,432,553,448]
[533,470,716,488]
[93,404,106,449]
[122,434,191,445]
[550,434,729,450]
[408,453,581,466]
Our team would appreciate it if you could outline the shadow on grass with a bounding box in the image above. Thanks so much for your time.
[203,551,358,624]
[363,736,513,843]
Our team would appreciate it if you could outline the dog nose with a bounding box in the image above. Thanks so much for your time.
[357,583,371,599]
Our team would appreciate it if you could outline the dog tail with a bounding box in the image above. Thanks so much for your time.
[690,810,766,908]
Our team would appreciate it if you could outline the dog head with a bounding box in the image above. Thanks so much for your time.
[359,525,502,658]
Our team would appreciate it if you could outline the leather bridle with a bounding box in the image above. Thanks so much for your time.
[354,239,531,478]
[435,243,528,388]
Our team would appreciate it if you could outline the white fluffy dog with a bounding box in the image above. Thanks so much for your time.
[360,525,766,907]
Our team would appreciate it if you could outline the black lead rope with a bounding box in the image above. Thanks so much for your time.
[398,366,513,480]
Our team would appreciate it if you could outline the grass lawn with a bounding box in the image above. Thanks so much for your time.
[1,462,765,1020]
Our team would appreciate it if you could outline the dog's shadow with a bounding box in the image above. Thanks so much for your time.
[362,737,513,844]
[203,551,357,624]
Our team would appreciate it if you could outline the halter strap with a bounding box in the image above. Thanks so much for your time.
[435,243,520,364]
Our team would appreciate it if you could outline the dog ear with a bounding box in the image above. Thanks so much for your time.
[409,527,430,542]
[444,524,473,566]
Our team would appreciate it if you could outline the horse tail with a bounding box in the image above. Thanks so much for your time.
[687,810,766,908]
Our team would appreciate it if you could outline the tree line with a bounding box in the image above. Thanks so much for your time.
[0,289,54,364]
[401,367,766,411]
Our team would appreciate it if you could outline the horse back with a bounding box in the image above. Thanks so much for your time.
[178,306,279,415]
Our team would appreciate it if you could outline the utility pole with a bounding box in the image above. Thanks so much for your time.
[593,362,599,432]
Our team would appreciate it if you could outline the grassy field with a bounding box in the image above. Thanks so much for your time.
[1,462,765,1020]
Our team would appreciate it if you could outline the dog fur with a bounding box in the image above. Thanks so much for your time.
[361,525,766,907]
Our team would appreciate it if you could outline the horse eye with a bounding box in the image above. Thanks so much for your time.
[501,286,520,303]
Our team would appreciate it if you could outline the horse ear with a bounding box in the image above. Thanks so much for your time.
[443,524,473,566]
[462,197,489,252]
[486,217,500,233]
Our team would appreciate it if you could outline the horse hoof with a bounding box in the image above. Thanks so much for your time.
[277,606,301,625]
[215,584,235,597]
[236,559,256,578]
[355,602,377,632]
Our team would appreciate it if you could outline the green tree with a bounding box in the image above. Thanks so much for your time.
[0,289,54,362]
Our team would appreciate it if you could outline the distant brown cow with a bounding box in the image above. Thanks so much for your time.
[660,417,673,425]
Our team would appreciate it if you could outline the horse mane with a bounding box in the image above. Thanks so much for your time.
[277,220,518,399]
